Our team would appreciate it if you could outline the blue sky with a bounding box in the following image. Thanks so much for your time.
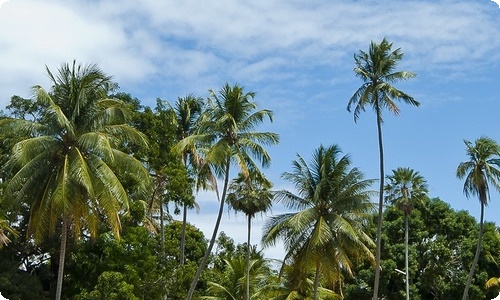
[1,0,500,259]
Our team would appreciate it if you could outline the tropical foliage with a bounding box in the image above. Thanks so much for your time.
[0,53,499,300]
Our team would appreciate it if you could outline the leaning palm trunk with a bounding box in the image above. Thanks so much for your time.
[462,202,485,300]
[246,214,251,300]
[55,218,68,300]
[405,214,409,300]
[373,100,384,300]
[187,160,231,300]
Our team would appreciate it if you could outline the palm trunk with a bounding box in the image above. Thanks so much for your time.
[55,218,68,300]
[313,259,321,300]
[180,204,187,265]
[372,103,384,300]
[180,153,188,265]
[462,202,485,300]
[187,160,231,300]
[405,214,409,300]
[246,214,251,300]
[160,198,165,254]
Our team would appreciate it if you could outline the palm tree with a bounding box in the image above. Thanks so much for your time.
[227,171,273,300]
[177,83,279,300]
[457,137,500,300]
[170,94,205,265]
[384,167,428,300]
[0,61,150,300]
[347,38,419,300]
[262,144,375,299]
[202,255,271,300]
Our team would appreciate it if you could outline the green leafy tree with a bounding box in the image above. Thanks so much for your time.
[262,144,375,299]
[384,167,428,300]
[0,61,150,300]
[227,171,273,300]
[343,197,500,299]
[177,83,279,300]
[457,137,500,300]
[347,38,419,300]
[73,271,139,300]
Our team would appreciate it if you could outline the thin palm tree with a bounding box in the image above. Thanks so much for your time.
[384,167,428,300]
[262,144,375,299]
[347,38,419,300]
[170,94,205,265]
[177,83,279,300]
[457,137,500,300]
[0,61,150,300]
[227,171,273,300]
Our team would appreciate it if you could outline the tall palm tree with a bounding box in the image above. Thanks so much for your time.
[457,137,500,300]
[170,94,205,265]
[227,171,273,300]
[347,38,419,300]
[384,167,428,300]
[177,83,279,300]
[0,61,150,300]
[262,144,375,299]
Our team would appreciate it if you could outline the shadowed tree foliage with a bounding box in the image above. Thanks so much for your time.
[347,38,419,300]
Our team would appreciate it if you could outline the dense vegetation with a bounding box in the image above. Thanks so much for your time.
[1,40,500,300]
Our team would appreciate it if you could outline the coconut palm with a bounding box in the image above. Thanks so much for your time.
[202,255,271,300]
[170,94,205,265]
[0,61,149,300]
[457,137,500,300]
[384,167,428,300]
[347,37,419,300]
[177,83,279,300]
[227,171,273,300]
[262,144,375,299]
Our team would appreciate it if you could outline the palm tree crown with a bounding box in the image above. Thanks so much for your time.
[347,37,419,122]
[385,167,428,215]
[457,137,500,205]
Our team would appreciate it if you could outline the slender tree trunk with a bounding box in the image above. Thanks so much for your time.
[160,198,165,254]
[180,153,188,265]
[180,204,188,265]
[462,202,485,300]
[405,214,409,300]
[55,218,68,300]
[246,214,251,300]
[313,259,320,300]
[372,105,384,300]
[187,161,231,300]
